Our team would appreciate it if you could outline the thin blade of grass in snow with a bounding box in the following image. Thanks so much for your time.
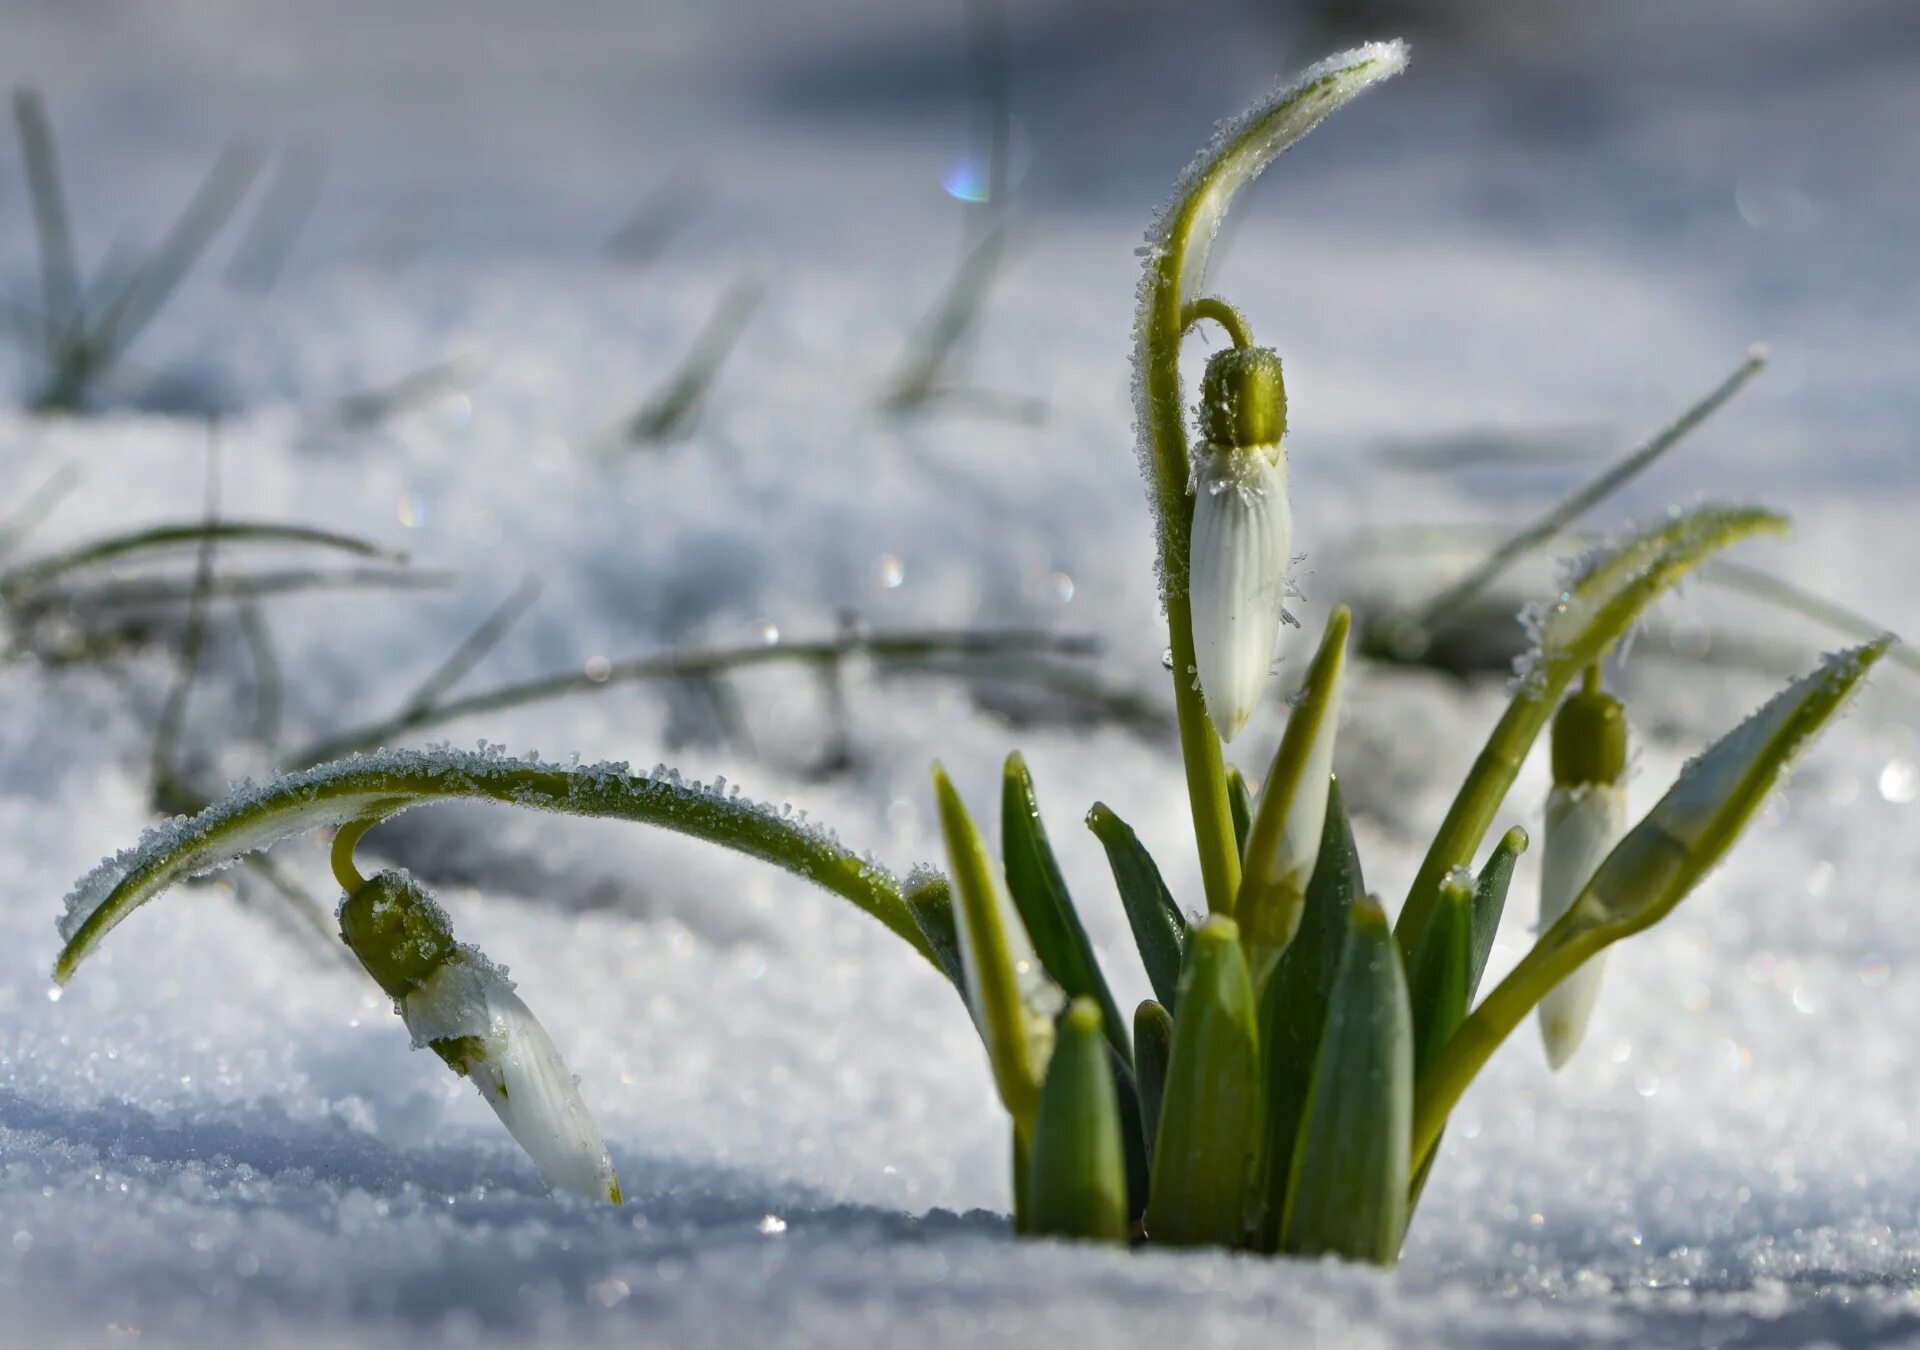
[149,435,222,800]
[879,220,1024,416]
[30,565,454,613]
[84,143,262,367]
[286,626,1102,768]
[1349,521,1919,680]
[237,852,362,972]
[225,140,328,294]
[230,577,285,751]
[1370,423,1610,472]
[398,575,544,718]
[0,521,408,598]
[330,353,483,429]
[0,463,80,561]
[605,169,705,264]
[624,279,764,445]
[11,89,81,350]
[1407,349,1768,642]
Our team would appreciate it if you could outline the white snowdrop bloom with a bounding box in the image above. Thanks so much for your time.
[1189,345,1292,742]
[401,955,623,1205]
[338,870,622,1204]
[1538,683,1628,1069]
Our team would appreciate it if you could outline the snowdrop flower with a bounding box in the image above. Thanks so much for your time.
[338,871,623,1204]
[1189,346,1291,742]
[1537,679,1628,1069]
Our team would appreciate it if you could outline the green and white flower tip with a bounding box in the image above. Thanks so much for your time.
[338,870,623,1205]
[1190,345,1292,742]
[1538,679,1628,1069]
[1239,604,1348,964]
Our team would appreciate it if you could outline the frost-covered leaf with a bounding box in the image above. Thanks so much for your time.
[1131,42,1407,603]
[57,744,933,982]
[1142,41,1410,315]
[1411,638,1891,1167]
[1398,504,1790,959]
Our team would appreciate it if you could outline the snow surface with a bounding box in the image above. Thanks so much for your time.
[5,1,1920,1345]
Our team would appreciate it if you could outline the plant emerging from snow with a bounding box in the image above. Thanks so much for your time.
[50,41,1893,1264]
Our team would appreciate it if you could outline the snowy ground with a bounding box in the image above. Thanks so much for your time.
[3,1,1920,1345]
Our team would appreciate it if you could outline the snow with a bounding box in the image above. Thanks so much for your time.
[5,0,1920,1345]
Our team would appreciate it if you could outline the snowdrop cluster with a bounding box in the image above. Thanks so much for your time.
[48,42,1889,1266]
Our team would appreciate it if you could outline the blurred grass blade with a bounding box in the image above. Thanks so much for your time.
[290,625,1095,768]
[904,872,964,989]
[1146,915,1260,1248]
[1467,826,1528,1000]
[1406,872,1470,1079]
[1280,898,1412,1266]
[1239,604,1349,967]
[1001,753,1129,1059]
[90,142,262,366]
[1252,776,1364,1250]
[626,279,763,445]
[1132,998,1173,1187]
[606,170,705,264]
[1028,998,1129,1243]
[230,577,284,750]
[1085,802,1187,1011]
[150,440,221,798]
[399,574,542,717]
[1226,766,1254,859]
[226,140,328,293]
[12,90,80,348]
[0,520,406,598]
[1702,558,1920,679]
[0,463,80,561]
[1412,349,1767,637]
[1413,638,1891,1171]
[880,220,1013,414]
[44,565,450,612]
[1397,504,1791,965]
[333,354,482,429]
[933,765,1059,1134]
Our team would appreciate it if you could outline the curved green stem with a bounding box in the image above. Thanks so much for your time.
[1141,259,1241,916]
[330,817,377,893]
[1180,297,1254,350]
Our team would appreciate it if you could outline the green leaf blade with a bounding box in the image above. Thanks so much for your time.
[1252,775,1363,1250]
[934,765,1057,1132]
[1397,504,1792,964]
[1133,998,1174,1178]
[1281,898,1413,1267]
[1086,803,1188,1012]
[56,747,937,983]
[1002,753,1130,1060]
[1028,999,1129,1244]
[1411,637,1891,1169]
[1145,916,1261,1249]
[1467,826,1528,1002]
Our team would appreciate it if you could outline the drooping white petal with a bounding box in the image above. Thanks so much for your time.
[1189,443,1291,741]
[1538,783,1627,1069]
[403,955,622,1204]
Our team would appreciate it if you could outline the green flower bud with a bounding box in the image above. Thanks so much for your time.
[1551,685,1628,788]
[338,870,456,1001]
[1200,346,1287,449]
